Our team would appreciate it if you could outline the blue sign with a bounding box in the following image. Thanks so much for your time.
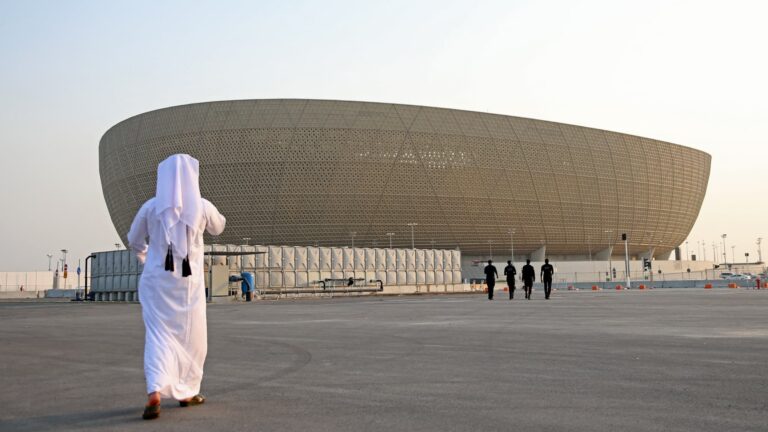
[76,266,81,276]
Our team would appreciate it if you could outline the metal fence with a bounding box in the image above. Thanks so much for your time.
[90,245,464,301]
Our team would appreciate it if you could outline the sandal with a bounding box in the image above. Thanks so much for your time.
[179,394,205,407]
[142,404,160,420]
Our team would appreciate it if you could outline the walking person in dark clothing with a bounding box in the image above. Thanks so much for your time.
[503,260,517,300]
[541,258,555,300]
[484,260,498,300]
[521,259,535,300]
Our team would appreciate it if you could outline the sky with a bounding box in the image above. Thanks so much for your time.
[0,0,766,271]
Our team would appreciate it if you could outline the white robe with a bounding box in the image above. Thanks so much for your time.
[127,197,226,399]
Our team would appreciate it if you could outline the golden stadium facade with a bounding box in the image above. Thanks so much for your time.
[99,99,710,259]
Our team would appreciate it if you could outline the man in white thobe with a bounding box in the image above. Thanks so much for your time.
[127,154,226,420]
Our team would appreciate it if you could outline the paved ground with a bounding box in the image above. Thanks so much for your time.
[1,289,767,432]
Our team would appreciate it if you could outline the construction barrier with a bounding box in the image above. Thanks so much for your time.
[728,283,738,289]
[615,285,623,290]
[638,284,646,290]
[704,283,713,289]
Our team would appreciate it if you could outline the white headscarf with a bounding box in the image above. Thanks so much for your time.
[155,154,203,258]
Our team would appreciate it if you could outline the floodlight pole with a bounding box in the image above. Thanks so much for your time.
[407,223,417,249]
[508,229,515,264]
[242,237,251,273]
[648,243,654,283]
[386,233,395,249]
[623,233,630,289]
[721,234,727,265]
[698,241,702,261]
[604,230,613,281]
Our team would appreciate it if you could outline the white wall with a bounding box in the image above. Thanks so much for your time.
[0,271,54,291]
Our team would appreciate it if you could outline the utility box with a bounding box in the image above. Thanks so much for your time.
[207,264,230,297]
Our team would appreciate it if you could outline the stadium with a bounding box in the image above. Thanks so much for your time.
[99,99,710,263]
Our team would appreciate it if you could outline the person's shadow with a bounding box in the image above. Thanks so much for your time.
[0,407,142,431]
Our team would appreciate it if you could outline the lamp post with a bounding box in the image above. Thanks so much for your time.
[350,232,356,248]
[59,249,68,290]
[685,241,689,261]
[46,254,52,271]
[487,240,493,260]
[702,241,707,261]
[386,233,395,249]
[712,242,718,265]
[115,243,120,250]
[731,245,736,266]
[604,230,613,281]
[721,234,727,265]
[407,223,417,249]
[642,232,651,281]
[238,238,251,273]
[745,252,750,264]
[622,233,630,289]
[757,237,763,263]
[242,237,251,272]
[84,254,96,301]
[507,229,515,264]
[431,240,436,249]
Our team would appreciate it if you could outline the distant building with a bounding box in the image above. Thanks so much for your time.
[99,99,710,260]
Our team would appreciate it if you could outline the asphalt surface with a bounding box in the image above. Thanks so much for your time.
[1,289,767,432]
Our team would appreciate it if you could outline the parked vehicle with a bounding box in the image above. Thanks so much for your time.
[720,272,734,279]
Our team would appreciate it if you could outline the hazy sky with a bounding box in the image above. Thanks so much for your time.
[1,0,766,270]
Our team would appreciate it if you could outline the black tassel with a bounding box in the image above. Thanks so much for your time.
[181,256,192,277]
[165,245,175,272]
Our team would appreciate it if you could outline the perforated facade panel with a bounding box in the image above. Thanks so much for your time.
[100,99,710,257]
